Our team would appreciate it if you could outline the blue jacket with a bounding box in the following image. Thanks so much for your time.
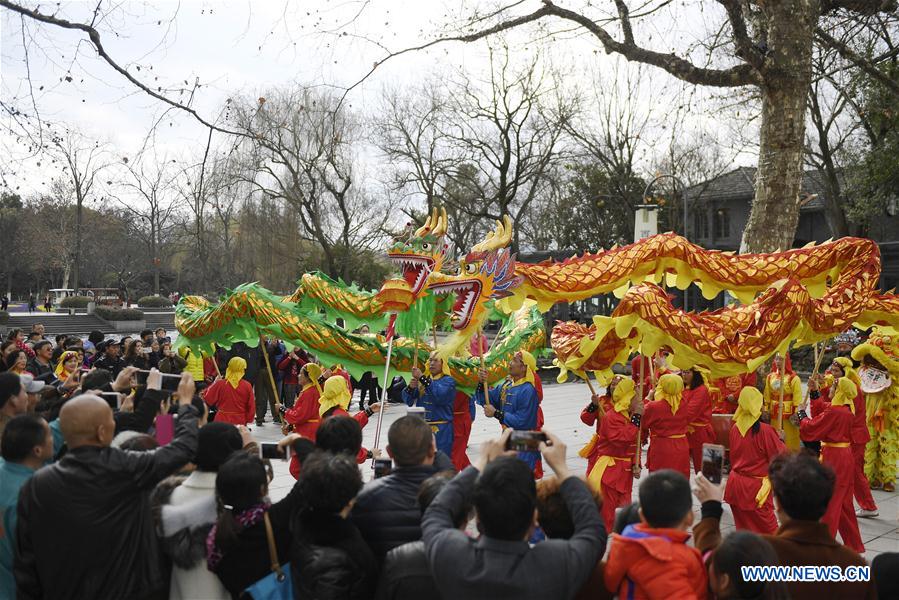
[0,460,36,599]
[473,380,539,430]
[402,376,456,423]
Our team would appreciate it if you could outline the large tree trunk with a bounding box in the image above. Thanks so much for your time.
[73,195,83,292]
[740,0,820,253]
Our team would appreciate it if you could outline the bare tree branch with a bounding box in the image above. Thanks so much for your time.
[815,27,899,98]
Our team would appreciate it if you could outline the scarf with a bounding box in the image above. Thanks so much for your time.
[205,501,270,570]
[224,357,246,389]
[302,363,323,394]
[510,350,537,389]
[54,350,79,380]
[654,373,684,414]
[734,387,763,436]
[831,377,858,413]
[612,378,636,417]
[427,352,452,380]
[318,375,351,417]
[832,356,861,387]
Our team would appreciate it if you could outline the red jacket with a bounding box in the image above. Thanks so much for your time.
[604,524,707,600]
[284,385,321,440]
[204,379,255,425]
[277,353,308,385]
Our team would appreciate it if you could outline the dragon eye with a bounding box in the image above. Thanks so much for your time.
[465,263,477,274]
[421,242,432,251]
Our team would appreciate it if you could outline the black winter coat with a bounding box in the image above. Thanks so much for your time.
[14,403,199,600]
[376,541,438,600]
[291,511,378,600]
[350,464,440,561]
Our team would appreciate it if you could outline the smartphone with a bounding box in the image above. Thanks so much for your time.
[506,430,547,452]
[701,443,725,484]
[135,370,181,391]
[406,406,426,418]
[97,391,123,410]
[373,458,393,478]
[260,442,291,461]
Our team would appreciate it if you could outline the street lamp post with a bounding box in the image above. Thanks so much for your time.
[643,174,690,312]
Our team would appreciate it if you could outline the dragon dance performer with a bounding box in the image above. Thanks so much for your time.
[580,376,640,531]
[630,350,672,401]
[710,371,758,414]
[641,373,691,478]
[204,357,256,426]
[725,388,785,534]
[282,363,323,440]
[403,353,457,456]
[451,390,475,470]
[852,331,899,494]
[809,358,879,518]
[682,367,714,474]
[799,377,865,553]
[763,354,802,451]
[474,350,541,473]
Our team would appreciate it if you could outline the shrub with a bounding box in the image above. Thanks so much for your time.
[137,295,173,308]
[94,306,145,321]
[60,295,92,309]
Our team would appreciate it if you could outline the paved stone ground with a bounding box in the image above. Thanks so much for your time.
[253,380,899,561]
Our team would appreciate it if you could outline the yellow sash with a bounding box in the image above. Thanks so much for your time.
[578,433,599,459]
[586,454,631,490]
[822,441,850,448]
[656,433,686,439]
[754,475,772,508]
[687,421,708,434]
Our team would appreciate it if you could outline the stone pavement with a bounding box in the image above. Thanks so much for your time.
[252,380,899,561]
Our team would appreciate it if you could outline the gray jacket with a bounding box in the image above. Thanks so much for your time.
[422,466,606,600]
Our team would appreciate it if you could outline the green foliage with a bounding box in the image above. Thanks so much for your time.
[137,295,173,308]
[94,306,145,321]
[845,63,899,226]
[60,296,92,308]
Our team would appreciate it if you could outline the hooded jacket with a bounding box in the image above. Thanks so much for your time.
[604,524,707,600]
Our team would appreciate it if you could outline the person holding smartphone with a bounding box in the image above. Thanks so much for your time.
[724,387,785,534]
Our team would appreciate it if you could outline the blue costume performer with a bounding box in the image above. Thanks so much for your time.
[403,353,456,455]
[474,350,540,470]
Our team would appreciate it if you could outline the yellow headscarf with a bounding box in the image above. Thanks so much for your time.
[54,350,79,380]
[612,377,636,417]
[225,357,246,389]
[654,373,684,413]
[511,350,537,388]
[427,352,451,379]
[319,375,351,417]
[831,377,857,413]
[301,363,323,394]
[832,357,861,387]
[734,387,763,436]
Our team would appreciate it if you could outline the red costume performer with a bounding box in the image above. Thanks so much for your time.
[641,373,691,478]
[581,377,639,532]
[283,363,323,440]
[811,357,878,515]
[799,378,865,553]
[724,388,785,533]
[710,371,757,414]
[451,390,474,470]
[683,369,715,473]
[579,388,615,475]
[204,357,255,425]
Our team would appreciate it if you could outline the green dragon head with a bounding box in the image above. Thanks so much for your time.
[428,215,523,355]
[387,206,449,298]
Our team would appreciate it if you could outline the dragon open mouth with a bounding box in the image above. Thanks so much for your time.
[388,255,435,296]
[430,279,482,330]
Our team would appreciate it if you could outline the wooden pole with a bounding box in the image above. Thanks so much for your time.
[479,328,490,407]
[635,347,646,472]
[801,340,828,411]
[373,313,399,451]
[258,332,281,412]
[777,352,786,433]
[432,325,438,348]
[413,330,419,371]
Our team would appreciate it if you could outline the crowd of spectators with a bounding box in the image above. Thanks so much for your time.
[0,321,896,600]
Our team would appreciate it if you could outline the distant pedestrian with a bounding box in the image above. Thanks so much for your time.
[27,295,36,313]
[43,297,52,313]
[1,296,8,311]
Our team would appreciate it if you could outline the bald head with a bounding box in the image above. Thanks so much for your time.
[59,394,117,449]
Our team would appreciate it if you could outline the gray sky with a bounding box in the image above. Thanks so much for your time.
[1,0,753,200]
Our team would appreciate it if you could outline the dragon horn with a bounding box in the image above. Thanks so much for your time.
[432,206,448,237]
[414,206,439,237]
[471,214,514,252]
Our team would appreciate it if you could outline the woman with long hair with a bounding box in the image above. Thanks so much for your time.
[5,349,29,375]
[123,339,150,370]
[206,452,303,599]
[709,531,789,599]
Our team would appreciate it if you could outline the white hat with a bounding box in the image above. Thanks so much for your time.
[19,373,47,394]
